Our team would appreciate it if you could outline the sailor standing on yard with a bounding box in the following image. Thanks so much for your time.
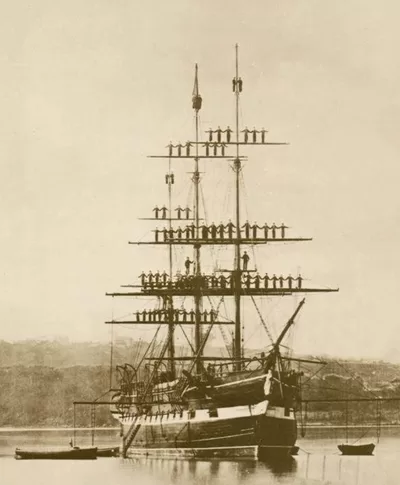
[175,205,184,219]
[225,126,233,142]
[185,257,194,275]
[241,251,250,271]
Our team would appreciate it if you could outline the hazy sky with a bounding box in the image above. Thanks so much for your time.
[1,1,400,361]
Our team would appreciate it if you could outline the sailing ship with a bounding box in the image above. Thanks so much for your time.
[106,46,338,460]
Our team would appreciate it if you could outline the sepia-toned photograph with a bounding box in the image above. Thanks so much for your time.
[1,1,399,484]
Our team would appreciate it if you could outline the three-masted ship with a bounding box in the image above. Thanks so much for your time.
[107,46,338,460]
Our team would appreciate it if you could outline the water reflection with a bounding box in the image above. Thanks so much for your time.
[122,456,298,485]
[259,456,297,475]
[2,430,400,484]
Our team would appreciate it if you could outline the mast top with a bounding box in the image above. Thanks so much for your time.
[192,63,202,112]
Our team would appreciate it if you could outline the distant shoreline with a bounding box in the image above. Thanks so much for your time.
[0,425,398,432]
[0,427,120,432]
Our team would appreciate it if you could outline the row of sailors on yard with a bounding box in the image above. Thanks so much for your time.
[206,126,268,144]
[154,221,287,241]
[134,308,218,323]
[166,134,268,158]
[166,142,228,157]
[166,127,269,156]
[153,206,192,220]
[139,271,303,290]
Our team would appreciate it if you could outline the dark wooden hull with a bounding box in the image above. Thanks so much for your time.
[338,443,375,456]
[97,446,120,457]
[15,447,98,460]
[121,404,297,460]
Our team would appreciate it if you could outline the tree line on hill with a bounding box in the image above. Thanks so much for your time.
[1,340,400,427]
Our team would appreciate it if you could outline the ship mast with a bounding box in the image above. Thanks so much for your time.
[192,64,203,375]
[166,155,175,378]
[233,44,242,371]
[107,47,339,383]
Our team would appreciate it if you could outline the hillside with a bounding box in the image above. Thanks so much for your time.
[1,340,400,427]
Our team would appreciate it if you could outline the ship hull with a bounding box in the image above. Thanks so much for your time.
[119,400,297,460]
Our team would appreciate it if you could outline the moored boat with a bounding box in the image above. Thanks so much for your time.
[15,447,98,460]
[338,443,375,455]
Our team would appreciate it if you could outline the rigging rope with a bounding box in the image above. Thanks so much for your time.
[109,297,114,389]
[249,294,274,345]
[206,295,232,357]
[240,171,258,270]
[333,360,380,399]
[136,324,163,369]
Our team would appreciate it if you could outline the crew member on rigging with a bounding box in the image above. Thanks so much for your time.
[241,251,250,271]
[225,126,233,143]
[216,126,223,143]
[252,223,258,239]
[153,206,160,219]
[175,205,184,219]
[242,220,251,238]
[139,271,146,287]
[166,142,174,156]
[210,222,217,239]
[252,128,259,143]
[218,222,225,239]
[160,205,168,219]
[260,128,268,143]
[185,257,194,275]
[241,127,251,143]
[226,220,235,239]
[185,141,192,156]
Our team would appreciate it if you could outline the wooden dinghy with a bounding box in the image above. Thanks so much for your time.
[337,443,375,456]
[15,447,98,460]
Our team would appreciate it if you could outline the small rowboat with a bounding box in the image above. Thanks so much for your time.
[337,443,375,456]
[15,447,98,460]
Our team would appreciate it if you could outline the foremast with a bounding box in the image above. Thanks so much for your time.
[192,64,203,375]
[166,150,175,378]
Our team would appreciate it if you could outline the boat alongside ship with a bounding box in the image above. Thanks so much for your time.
[15,447,98,460]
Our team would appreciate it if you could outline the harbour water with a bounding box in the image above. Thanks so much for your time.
[2,427,400,484]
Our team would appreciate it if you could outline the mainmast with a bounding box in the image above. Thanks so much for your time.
[107,48,339,384]
[192,64,203,375]
[233,44,243,371]
[166,155,175,378]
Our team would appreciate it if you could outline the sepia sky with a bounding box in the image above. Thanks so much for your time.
[1,0,400,361]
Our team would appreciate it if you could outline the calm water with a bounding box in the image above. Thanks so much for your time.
[1,428,400,484]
